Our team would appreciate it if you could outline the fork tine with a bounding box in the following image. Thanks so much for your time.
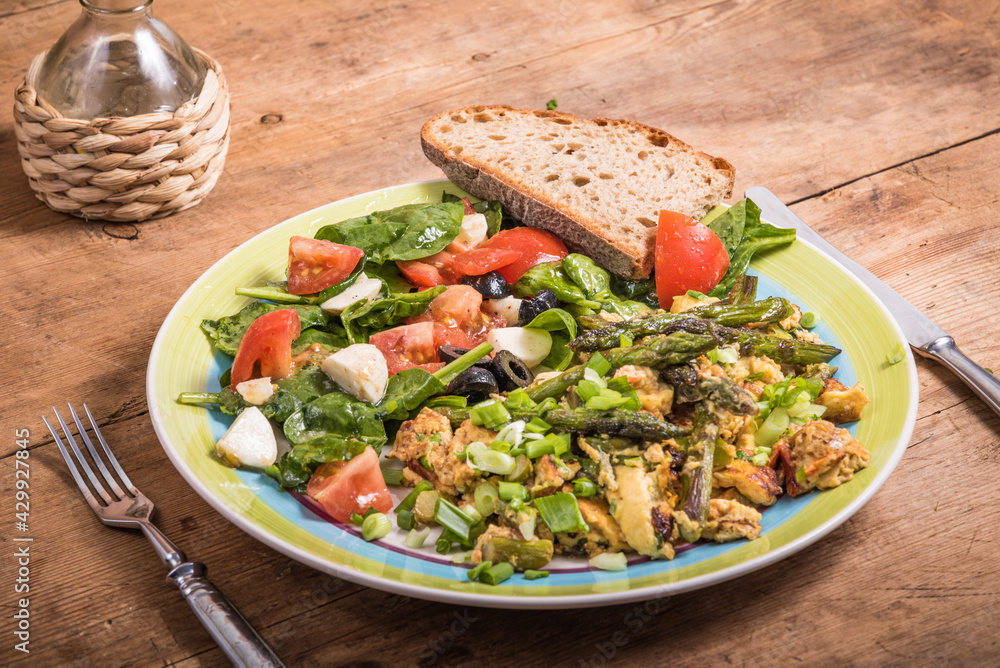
[51,407,115,505]
[43,414,105,512]
[84,403,138,495]
[69,403,129,500]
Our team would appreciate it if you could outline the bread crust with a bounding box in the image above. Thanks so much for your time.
[421,105,734,279]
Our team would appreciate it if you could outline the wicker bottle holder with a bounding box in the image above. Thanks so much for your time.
[12,49,230,222]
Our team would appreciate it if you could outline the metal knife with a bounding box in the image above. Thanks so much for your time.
[747,186,1000,417]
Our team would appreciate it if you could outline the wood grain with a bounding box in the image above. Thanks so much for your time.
[2,0,999,665]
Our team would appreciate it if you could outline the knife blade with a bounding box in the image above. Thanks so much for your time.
[747,186,1000,417]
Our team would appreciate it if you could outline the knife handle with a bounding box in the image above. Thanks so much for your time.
[916,336,1000,417]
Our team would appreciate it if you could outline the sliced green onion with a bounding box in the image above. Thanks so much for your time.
[480,562,515,586]
[470,399,512,430]
[396,509,416,531]
[506,454,532,484]
[509,447,526,458]
[505,389,537,410]
[403,526,431,548]
[686,289,707,299]
[752,453,770,467]
[361,513,391,541]
[525,439,553,459]
[524,569,549,580]
[547,433,571,456]
[716,347,739,365]
[434,498,476,541]
[467,560,492,581]
[525,417,551,434]
[473,481,499,516]
[573,479,598,497]
[471,449,516,476]
[418,454,434,471]
[490,439,512,453]
[887,343,906,365]
[755,406,790,449]
[535,397,558,415]
[589,552,627,571]
[735,450,753,462]
[499,481,528,501]
[535,492,588,533]
[796,466,807,483]
[451,550,474,564]
[575,379,602,403]
[518,508,538,540]
[497,420,526,446]
[381,467,405,486]
[586,351,612,377]
[800,311,818,329]
[424,395,468,409]
[746,371,765,382]
[706,348,718,364]
[395,480,434,513]
[462,505,484,524]
[350,512,366,527]
[436,533,454,554]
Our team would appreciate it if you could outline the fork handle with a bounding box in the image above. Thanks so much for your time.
[168,562,286,668]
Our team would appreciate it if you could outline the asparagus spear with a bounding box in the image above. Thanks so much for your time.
[674,369,760,416]
[526,331,716,402]
[481,536,554,571]
[677,406,719,543]
[435,406,689,441]
[569,297,794,352]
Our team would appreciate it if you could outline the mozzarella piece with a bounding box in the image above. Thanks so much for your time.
[216,406,278,469]
[319,274,383,314]
[483,295,523,326]
[235,377,274,405]
[456,213,488,248]
[321,343,389,404]
[486,327,552,368]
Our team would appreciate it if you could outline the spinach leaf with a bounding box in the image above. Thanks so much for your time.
[202,303,328,356]
[291,327,348,355]
[512,264,602,309]
[266,437,371,492]
[365,261,414,294]
[340,286,445,344]
[473,199,503,237]
[610,275,659,309]
[378,367,446,420]
[708,198,795,298]
[315,202,463,263]
[561,254,650,320]
[525,308,578,371]
[283,392,386,447]
[705,200,754,256]
[269,364,338,423]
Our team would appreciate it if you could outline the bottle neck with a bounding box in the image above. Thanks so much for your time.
[80,0,152,14]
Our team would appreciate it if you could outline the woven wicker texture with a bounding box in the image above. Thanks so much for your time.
[13,49,229,222]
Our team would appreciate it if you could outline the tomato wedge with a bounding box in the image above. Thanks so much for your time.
[369,321,444,375]
[654,210,730,309]
[230,309,301,387]
[306,448,392,522]
[287,236,364,295]
[480,227,568,282]
[396,259,447,287]
[450,247,520,278]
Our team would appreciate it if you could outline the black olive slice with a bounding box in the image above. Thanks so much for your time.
[489,350,535,392]
[438,344,491,367]
[461,271,511,299]
[517,289,558,326]
[446,367,499,405]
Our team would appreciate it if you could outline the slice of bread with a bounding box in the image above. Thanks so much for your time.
[421,105,734,279]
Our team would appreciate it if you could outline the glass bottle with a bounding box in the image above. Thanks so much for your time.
[33,0,206,119]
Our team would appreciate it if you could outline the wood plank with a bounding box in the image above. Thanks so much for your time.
[7,121,1000,668]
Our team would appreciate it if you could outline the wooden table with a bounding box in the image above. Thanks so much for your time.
[3,0,999,665]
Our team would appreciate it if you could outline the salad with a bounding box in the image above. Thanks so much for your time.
[178,193,872,585]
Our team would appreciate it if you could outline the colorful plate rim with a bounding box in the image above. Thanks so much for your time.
[146,179,918,609]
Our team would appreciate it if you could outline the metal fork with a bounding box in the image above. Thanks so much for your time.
[43,404,286,668]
